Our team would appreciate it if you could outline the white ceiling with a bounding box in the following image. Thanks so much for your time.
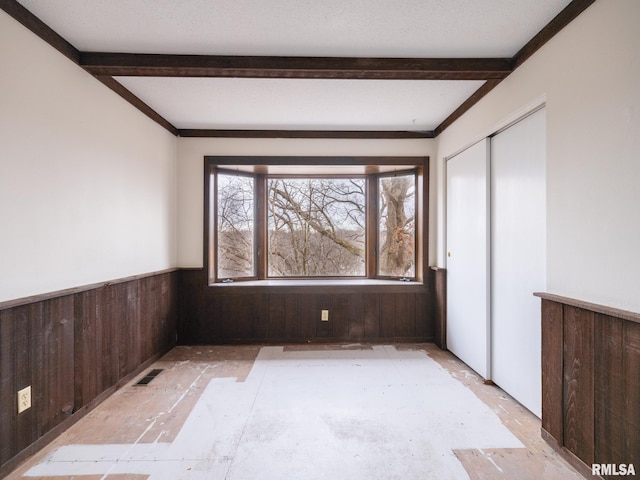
[114,77,485,131]
[16,0,574,132]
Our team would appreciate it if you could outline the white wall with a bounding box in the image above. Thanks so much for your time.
[0,11,178,303]
[177,137,436,267]
[436,0,640,312]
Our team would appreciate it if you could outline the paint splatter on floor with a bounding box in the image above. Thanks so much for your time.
[9,345,581,480]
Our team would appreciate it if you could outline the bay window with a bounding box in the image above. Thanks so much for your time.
[206,157,428,284]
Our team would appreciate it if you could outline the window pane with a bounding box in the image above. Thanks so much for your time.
[268,178,365,277]
[378,174,416,277]
[217,173,255,278]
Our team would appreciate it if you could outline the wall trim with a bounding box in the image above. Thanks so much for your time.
[534,292,640,324]
[540,429,597,479]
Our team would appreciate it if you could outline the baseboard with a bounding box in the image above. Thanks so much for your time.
[541,428,598,479]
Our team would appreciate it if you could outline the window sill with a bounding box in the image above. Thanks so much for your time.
[206,278,427,294]
[213,279,421,287]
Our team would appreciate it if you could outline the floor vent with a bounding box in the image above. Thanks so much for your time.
[134,369,163,386]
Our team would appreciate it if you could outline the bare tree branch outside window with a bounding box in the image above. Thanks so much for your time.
[268,178,366,276]
[217,173,255,278]
[215,172,417,279]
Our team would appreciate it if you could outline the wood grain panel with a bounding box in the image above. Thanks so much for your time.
[622,320,640,465]
[432,268,447,349]
[283,294,302,340]
[38,296,74,434]
[399,293,417,338]
[297,294,318,340]
[0,308,17,465]
[15,304,37,456]
[562,305,595,465]
[346,294,365,340]
[363,293,380,339]
[541,299,563,443]
[594,314,624,465]
[267,294,287,340]
[378,293,396,339]
[177,269,205,345]
[101,285,121,392]
[415,287,432,340]
[74,289,96,408]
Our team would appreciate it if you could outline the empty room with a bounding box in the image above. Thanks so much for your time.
[1,0,638,478]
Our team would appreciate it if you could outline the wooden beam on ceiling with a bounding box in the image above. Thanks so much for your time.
[434,79,503,137]
[2,0,597,139]
[0,0,79,63]
[79,54,512,81]
[96,76,178,135]
[434,0,596,136]
[178,129,434,139]
[512,0,597,70]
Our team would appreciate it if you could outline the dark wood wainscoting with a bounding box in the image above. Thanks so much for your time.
[0,271,178,477]
[178,269,435,344]
[431,267,447,350]
[536,293,640,479]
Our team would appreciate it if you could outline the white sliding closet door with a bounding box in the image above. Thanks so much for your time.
[446,139,490,379]
[490,107,546,417]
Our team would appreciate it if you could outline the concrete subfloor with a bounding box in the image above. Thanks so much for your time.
[7,344,583,479]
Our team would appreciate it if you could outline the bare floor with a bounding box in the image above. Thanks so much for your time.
[7,344,582,479]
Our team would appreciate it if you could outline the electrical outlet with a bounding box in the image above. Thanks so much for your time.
[321,310,329,321]
[18,386,31,413]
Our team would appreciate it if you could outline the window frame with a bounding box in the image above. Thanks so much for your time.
[265,174,368,279]
[205,156,429,285]
[376,170,419,280]
[214,169,259,281]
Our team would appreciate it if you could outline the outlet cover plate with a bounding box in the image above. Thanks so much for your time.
[18,386,31,413]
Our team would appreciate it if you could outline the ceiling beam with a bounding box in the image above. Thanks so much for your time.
[178,129,433,139]
[434,79,503,137]
[79,54,512,81]
[434,0,596,135]
[513,0,596,69]
[0,0,79,63]
[96,76,178,135]
[2,0,597,138]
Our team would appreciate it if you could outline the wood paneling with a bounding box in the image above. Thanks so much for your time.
[177,269,433,344]
[562,305,594,465]
[620,320,640,465]
[0,271,177,477]
[594,314,625,465]
[536,292,640,478]
[431,267,447,349]
[541,299,563,443]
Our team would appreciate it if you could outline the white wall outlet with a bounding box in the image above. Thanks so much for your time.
[321,310,329,321]
[18,386,31,413]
